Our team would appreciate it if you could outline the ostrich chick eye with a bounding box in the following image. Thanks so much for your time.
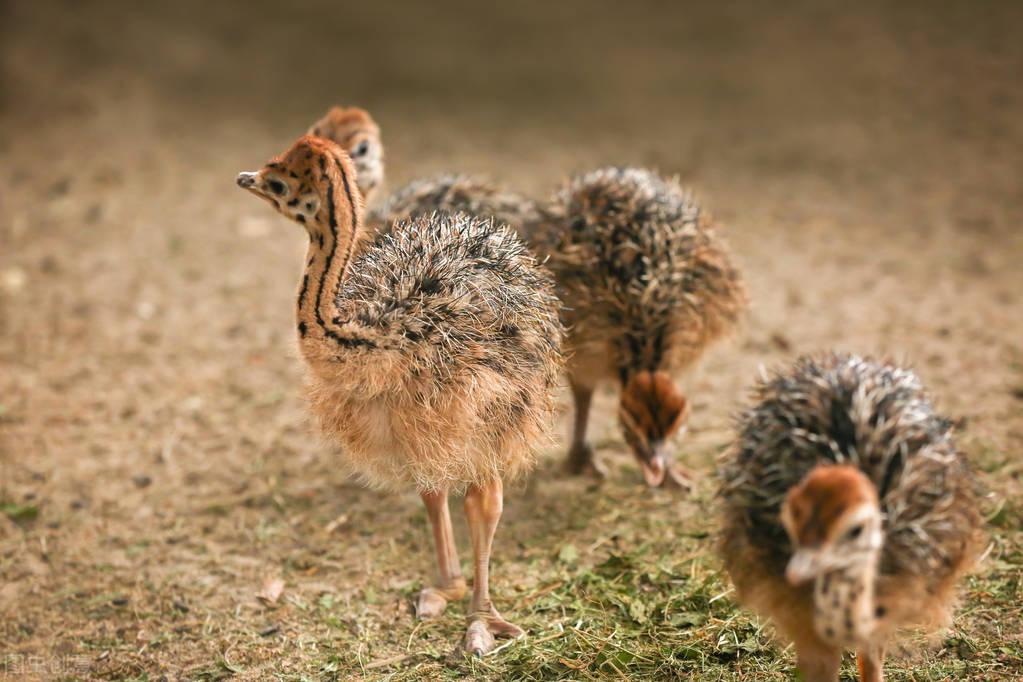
[843,524,864,541]
[354,140,369,157]
[267,179,287,196]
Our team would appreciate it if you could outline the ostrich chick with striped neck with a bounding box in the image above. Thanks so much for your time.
[718,354,983,681]
[237,136,563,655]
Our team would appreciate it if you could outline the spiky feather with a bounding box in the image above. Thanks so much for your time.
[368,174,541,241]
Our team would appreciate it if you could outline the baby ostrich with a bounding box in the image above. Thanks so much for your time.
[534,167,748,487]
[717,353,983,681]
[236,136,563,655]
[307,106,384,203]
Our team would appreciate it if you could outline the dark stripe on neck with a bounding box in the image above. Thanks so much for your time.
[305,155,375,350]
[298,273,309,310]
[312,156,338,339]
[334,156,360,286]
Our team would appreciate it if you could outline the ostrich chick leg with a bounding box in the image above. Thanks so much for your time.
[857,645,886,682]
[565,380,607,478]
[463,478,524,655]
[417,488,466,618]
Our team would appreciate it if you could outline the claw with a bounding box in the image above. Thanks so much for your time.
[463,609,524,656]
[464,618,496,656]
[417,588,448,619]
[417,580,466,619]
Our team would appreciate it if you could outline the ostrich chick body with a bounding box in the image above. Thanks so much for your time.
[535,167,747,487]
[717,353,983,681]
[237,136,563,655]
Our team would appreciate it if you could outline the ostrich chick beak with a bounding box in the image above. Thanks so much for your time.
[236,172,259,189]
[642,453,667,487]
[786,548,823,586]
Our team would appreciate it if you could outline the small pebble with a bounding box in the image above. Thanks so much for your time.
[181,396,203,412]
[132,474,152,489]
[0,268,26,293]
[136,301,156,319]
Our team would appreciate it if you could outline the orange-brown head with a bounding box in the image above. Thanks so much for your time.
[236,135,363,237]
[780,465,883,585]
[619,370,690,487]
[307,106,383,202]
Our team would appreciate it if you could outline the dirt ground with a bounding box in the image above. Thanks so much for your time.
[2,1,1022,680]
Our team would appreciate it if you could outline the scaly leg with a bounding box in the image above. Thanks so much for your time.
[564,380,607,478]
[462,478,523,655]
[857,645,886,682]
[416,487,466,618]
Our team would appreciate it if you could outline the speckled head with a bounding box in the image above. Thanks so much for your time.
[236,135,363,235]
[618,370,690,487]
[780,465,883,585]
[307,106,383,202]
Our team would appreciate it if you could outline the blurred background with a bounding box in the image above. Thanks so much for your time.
[1,0,1021,677]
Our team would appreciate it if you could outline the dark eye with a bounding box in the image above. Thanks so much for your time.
[844,524,863,541]
[267,179,286,196]
[353,140,369,157]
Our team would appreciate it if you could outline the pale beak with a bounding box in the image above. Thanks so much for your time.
[641,454,666,487]
[641,441,692,489]
[236,171,259,189]
[786,548,823,585]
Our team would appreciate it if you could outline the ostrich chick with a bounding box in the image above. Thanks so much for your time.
[718,354,983,681]
[535,167,747,487]
[308,106,384,203]
[236,136,563,655]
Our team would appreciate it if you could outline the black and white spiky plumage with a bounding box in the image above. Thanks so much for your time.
[368,174,541,241]
[719,352,982,585]
[534,167,747,379]
[340,210,561,376]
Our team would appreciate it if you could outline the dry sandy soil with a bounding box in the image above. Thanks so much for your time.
[1,1,1022,680]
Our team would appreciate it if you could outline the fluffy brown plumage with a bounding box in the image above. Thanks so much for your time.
[533,167,748,486]
[236,135,564,654]
[717,353,984,681]
[309,210,564,491]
